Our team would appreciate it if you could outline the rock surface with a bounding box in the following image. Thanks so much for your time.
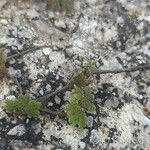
[0,0,150,149]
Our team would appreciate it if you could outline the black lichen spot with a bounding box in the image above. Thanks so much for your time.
[18,76,33,91]
[45,71,66,92]
[95,84,113,105]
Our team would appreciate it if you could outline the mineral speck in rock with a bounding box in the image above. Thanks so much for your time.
[78,141,86,149]
[9,58,16,65]
[0,108,7,119]
[5,95,16,100]
[117,16,125,27]
[0,19,8,25]
[54,95,61,104]
[87,116,94,128]
[54,20,66,29]
[48,102,54,107]
[26,9,39,19]
[43,48,51,55]
[39,88,44,96]
[45,84,52,92]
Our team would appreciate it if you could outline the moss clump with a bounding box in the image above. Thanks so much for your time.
[5,95,41,118]
[0,50,7,79]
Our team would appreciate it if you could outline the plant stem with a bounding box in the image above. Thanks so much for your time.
[38,64,150,106]
[37,83,70,106]
[92,64,150,74]
[6,45,53,60]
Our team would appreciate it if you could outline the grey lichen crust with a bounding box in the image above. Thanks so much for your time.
[0,0,150,150]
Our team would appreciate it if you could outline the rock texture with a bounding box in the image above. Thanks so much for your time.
[0,0,150,149]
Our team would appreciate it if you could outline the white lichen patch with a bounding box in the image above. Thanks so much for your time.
[93,101,150,149]
[99,73,138,97]
[43,122,88,150]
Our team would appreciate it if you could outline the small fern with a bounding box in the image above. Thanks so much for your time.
[65,86,96,129]
[69,59,98,89]
[5,95,41,118]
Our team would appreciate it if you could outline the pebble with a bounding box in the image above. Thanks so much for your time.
[9,58,16,65]
[79,141,86,149]
[136,55,146,64]
[48,102,54,107]
[117,16,125,27]
[0,108,7,119]
[139,95,143,100]
[26,9,39,19]
[45,84,52,92]
[101,127,109,135]
[48,12,55,19]
[39,88,44,96]
[87,116,94,128]
[5,95,16,100]
[43,48,51,55]
[54,95,61,104]
[7,124,26,136]
[26,118,30,124]
[65,48,74,57]
[8,67,21,78]
[0,19,8,25]
[55,20,66,29]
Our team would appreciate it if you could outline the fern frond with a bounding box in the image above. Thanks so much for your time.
[65,86,95,129]
[65,99,86,129]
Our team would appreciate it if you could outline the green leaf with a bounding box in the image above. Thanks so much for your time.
[83,86,94,101]
[65,99,87,129]
[65,86,95,129]
[80,86,96,112]
[72,86,84,101]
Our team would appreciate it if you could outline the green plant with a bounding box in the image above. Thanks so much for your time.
[65,86,96,129]
[5,95,41,118]
[69,59,98,89]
